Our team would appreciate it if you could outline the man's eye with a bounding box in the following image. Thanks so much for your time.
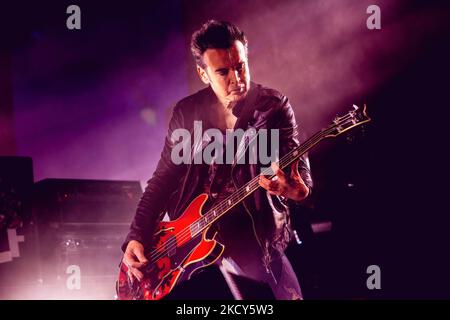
[219,71,227,76]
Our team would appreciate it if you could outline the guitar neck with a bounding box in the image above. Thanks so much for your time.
[189,128,328,237]
[189,104,370,237]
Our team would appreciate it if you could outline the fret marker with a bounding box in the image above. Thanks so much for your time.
[293,150,298,156]
[228,200,231,206]
[213,211,216,216]
[246,186,250,192]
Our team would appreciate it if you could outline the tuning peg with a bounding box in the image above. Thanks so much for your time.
[352,104,359,110]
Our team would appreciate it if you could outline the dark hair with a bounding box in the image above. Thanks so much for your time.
[190,20,248,68]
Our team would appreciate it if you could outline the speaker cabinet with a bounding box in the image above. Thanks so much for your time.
[32,178,142,299]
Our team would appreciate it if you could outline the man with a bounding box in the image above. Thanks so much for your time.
[122,20,312,300]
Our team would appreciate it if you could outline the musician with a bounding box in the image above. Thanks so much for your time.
[121,20,313,300]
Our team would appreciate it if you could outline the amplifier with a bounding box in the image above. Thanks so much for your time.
[31,178,142,299]
[33,178,142,224]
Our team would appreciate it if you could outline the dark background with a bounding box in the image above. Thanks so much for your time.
[0,0,449,299]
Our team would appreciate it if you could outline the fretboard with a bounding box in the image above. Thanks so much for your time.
[189,127,328,237]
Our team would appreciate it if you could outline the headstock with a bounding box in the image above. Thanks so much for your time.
[324,104,371,138]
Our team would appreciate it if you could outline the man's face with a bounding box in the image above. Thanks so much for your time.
[197,40,250,107]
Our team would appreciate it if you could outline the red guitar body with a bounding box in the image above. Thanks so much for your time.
[116,193,224,300]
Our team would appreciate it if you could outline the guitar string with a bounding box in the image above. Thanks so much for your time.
[147,114,354,263]
[147,130,323,262]
[147,114,355,263]
[147,112,357,263]
[147,125,331,263]
[190,112,368,243]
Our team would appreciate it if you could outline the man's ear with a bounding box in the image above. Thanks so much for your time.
[197,65,210,84]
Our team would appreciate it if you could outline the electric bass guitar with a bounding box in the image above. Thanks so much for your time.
[116,104,371,300]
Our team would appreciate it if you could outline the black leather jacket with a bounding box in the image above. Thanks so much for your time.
[123,82,313,268]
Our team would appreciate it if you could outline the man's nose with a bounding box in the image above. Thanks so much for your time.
[229,69,240,84]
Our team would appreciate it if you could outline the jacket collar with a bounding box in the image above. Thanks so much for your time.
[231,81,259,118]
